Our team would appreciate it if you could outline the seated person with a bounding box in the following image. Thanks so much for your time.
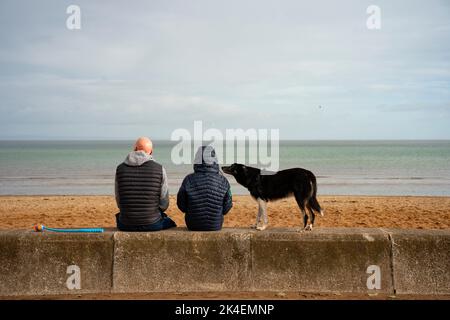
[115,137,176,231]
[177,145,232,231]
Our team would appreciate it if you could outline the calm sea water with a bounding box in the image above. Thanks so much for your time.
[0,140,449,196]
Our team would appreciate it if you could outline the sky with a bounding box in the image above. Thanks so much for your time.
[0,0,449,140]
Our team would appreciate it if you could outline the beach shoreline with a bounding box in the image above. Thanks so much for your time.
[1,195,449,230]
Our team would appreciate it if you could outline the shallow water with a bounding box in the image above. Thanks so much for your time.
[0,140,449,196]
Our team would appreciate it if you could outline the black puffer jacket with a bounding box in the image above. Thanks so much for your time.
[115,151,168,227]
[177,146,232,231]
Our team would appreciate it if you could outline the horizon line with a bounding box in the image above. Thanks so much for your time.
[1,138,450,142]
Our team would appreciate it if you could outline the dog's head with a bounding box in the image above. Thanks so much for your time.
[222,163,257,187]
[222,163,245,176]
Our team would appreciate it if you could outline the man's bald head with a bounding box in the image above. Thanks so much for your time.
[134,137,153,154]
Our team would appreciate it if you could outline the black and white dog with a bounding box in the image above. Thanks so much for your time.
[222,163,323,231]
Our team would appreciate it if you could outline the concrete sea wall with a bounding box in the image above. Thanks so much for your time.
[0,228,448,297]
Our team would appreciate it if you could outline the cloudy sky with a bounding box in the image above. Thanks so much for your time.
[0,0,449,140]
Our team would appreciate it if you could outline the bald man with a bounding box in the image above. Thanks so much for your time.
[114,137,176,231]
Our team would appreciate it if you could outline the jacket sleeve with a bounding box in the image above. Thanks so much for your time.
[177,177,189,214]
[222,180,233,215]
[159,167,170,212]
[114,172,120,210]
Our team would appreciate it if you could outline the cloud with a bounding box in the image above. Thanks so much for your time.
[0,0,449,139]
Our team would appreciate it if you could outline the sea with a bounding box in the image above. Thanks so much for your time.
[0,140,449,196]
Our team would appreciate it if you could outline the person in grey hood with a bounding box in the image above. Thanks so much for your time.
[115,137,176,231]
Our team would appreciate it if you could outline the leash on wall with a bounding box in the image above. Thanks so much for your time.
[33,224,104,233]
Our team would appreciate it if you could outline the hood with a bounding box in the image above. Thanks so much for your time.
[123,150,154,166]
[193,145,219,173]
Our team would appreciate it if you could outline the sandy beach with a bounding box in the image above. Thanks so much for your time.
[0,195,449,230]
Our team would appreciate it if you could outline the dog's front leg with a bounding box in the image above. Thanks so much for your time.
[256,198,268,231]
[251,202,262,229]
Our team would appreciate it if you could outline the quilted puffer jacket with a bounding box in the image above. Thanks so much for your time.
[177,146,232,231]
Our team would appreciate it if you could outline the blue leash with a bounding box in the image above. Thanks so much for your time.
[34,224,104,233]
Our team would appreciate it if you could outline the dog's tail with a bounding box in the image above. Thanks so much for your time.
[309,175,324,216]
